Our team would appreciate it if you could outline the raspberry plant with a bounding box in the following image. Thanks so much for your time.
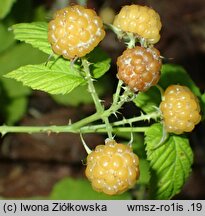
[1,4,205,199]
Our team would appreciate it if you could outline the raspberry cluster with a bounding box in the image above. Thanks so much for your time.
[85,140,140,195]
[117,46,161,92]
[48,5,105,59]
[113,5,162,44]
[113,4,162,91]
[160,85,201,134]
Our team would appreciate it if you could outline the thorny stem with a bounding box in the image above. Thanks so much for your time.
[0,125,149,135]
[82,58,103,114]
[0,81,137,136]
[0,82,140,136]
[113,79,123,105]
[87,111,161,130]
[82,58,113,139]
[0,53,161,140]
[103,118,113,139]
[82,126,149,133]
[105,86,135,116]
[0,112,159,135]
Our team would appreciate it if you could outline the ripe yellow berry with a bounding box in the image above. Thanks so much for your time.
[85,140,140,195]
[113,4,162,44]
[160,85,201,134]
[48,5,105,59]
[117,46,161,92]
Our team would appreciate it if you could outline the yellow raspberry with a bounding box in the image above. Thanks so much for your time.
[113,5,162,44]
[85,140,140,195]
[117,46,161,92]
[48,5,105,59]
[160,85,201,134]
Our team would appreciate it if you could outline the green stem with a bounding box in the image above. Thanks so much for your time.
[77,111,159,138]
[0,89,137,136]
[0,125,75,134]
[156,84,164,100]
[126,32,136,48]
[113,80,123,105]
[71,112,99,130]
[105,87,134,116]
[82,58,113,139]
[0,112,158,135]
[86,111,160,130]
[0,125,148,134]
[82,58,103,114]
[103,117,113,139]
[82,126,148,133]
[112,111,160,127]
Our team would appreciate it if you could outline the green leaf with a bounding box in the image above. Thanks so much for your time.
[11,22,54,56]
[1,78,31,98]
[200,93,205,120]
[133,86,161,113]
[138,159,150,185]
[33,6,47,22]
[0,43,46,122]
[115,132,145,158]
[0,0,16,19]
[202,93,205,104]
[87,47,111,78]
[160,64,201,97]
[4,58,85,94]
[52,79,106,106]
[6,96,28,125]
[145,123,193,199]
[0,77,30,125]
[50,178,132,200]
[50,178,131,200]
[0,43,47,76]
[0,23,15,53]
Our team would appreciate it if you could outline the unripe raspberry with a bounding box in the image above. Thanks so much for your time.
[113,5,162,44]
[160,85,201,134]
[117,46,161,92]
[48,5,105,59]
[85,140,140,195]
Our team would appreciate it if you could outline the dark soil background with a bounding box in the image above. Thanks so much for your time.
[0,0,205,199]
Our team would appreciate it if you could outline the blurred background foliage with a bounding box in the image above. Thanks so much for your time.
[0,0,205,199]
